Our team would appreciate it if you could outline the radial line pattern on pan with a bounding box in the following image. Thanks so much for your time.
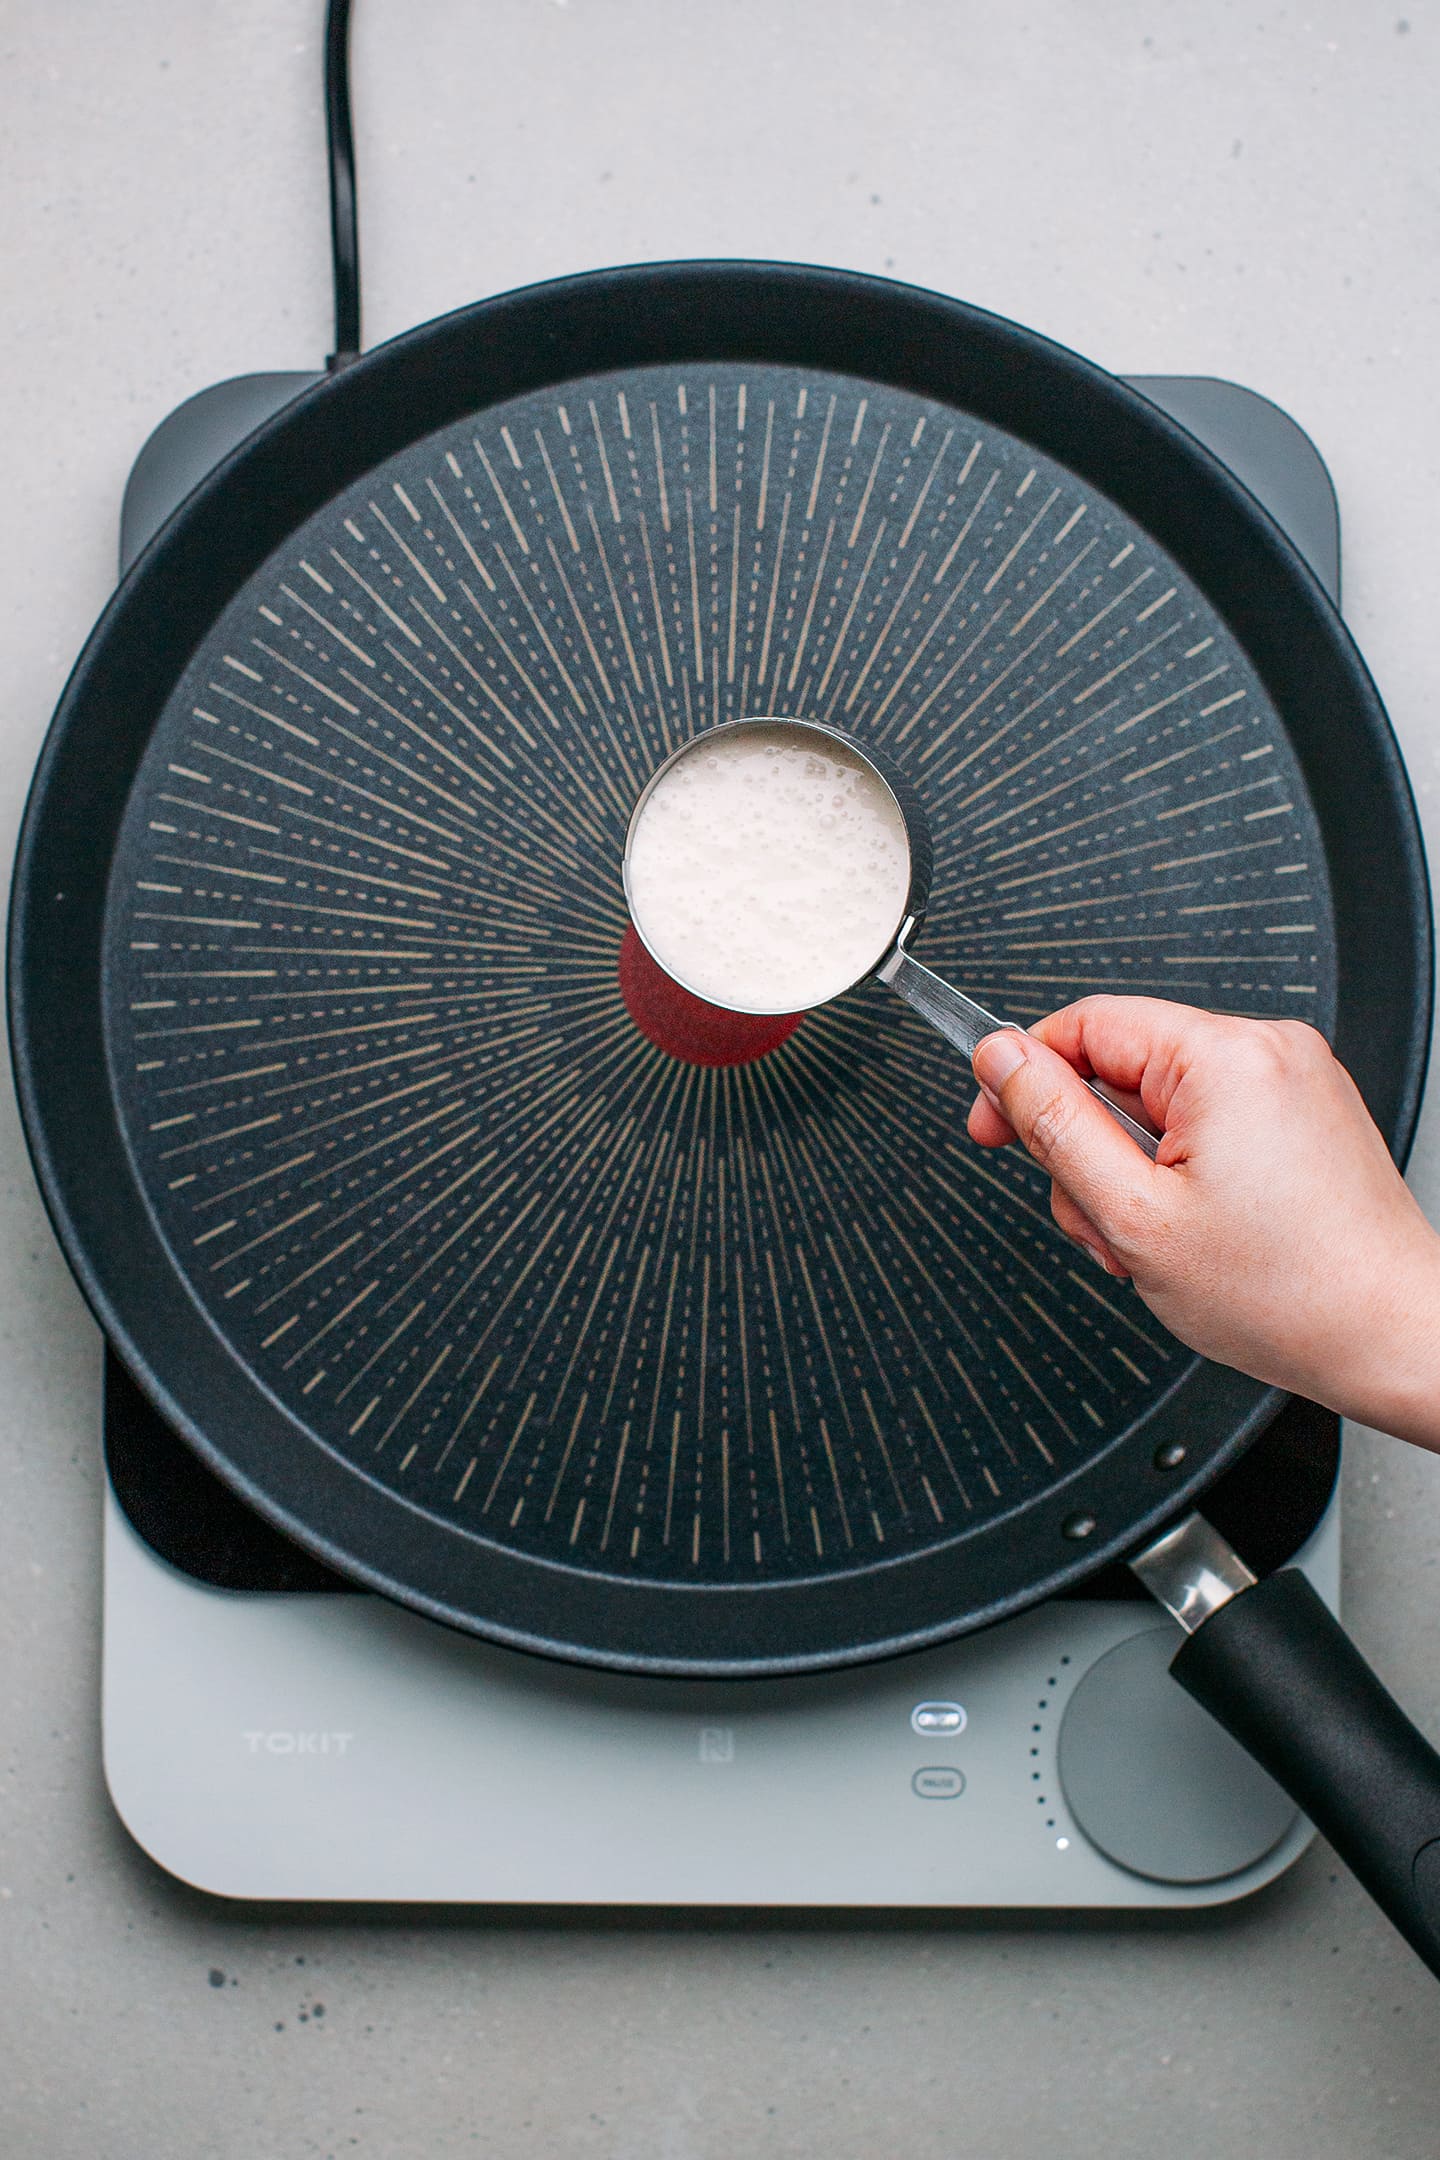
[105,364,1334,1584]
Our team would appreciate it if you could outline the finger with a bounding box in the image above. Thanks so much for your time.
[1051,1183,1131,1278]
[1029,995,1237,1125]
[966,1090,1017,1147]
[971,1027,1161,1232]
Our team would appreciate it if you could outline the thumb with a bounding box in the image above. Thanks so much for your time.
[971,1028,1159,1232]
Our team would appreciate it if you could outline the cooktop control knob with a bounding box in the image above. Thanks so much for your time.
[1057,1626,1299,1884]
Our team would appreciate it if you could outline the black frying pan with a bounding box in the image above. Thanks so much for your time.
[9,258,1440,1969]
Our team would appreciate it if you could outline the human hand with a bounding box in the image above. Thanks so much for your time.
[968,997,1440,1452]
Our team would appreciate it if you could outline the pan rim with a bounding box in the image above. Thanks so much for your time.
[8,258,1431,1674]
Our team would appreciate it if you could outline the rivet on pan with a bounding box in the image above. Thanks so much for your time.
[1062,1511,1097,1541]
[1153,1442,1187,1471]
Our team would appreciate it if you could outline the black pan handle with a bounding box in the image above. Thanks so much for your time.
[1131,1513,1440,1976]
[1169,1563,1440,1976]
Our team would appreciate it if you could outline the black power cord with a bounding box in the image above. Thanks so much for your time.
[325,0,361,368]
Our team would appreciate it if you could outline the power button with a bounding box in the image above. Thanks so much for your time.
[911,1700,967,1737]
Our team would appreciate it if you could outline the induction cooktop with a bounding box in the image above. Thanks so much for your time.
[101,367,1341,1907]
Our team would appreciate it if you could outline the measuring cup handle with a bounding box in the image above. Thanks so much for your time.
[878,950,1161,1161]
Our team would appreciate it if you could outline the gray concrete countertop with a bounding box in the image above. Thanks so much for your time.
[3,3,1439,2153]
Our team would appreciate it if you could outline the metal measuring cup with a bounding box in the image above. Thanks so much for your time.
[622,716,1160,1160]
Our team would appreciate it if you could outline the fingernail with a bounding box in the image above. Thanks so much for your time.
[1078,1240,1109,1271]
[972,1030,1027,1091]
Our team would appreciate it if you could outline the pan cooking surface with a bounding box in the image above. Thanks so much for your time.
[104,362,1335,1586]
